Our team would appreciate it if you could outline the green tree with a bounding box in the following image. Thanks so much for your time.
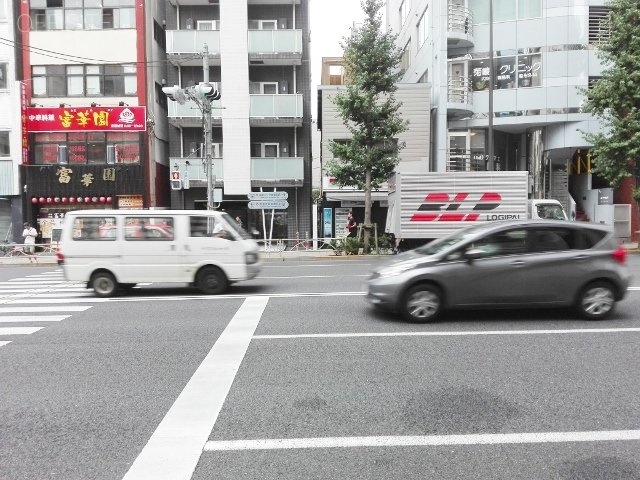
[580,0,640,190]
[327,0,408,252]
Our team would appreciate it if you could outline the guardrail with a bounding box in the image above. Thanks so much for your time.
[1,242,58,258]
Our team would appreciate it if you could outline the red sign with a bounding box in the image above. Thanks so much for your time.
[171,171,181,181]
[26,106,147,132]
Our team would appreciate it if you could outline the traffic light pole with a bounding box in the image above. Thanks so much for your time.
[202,44,214,210]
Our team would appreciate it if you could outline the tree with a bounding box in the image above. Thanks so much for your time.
[326,0,408,252]
[580,0,640,193]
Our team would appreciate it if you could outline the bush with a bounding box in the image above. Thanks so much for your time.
[342,236,363,255]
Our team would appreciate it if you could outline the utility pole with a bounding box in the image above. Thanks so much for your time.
[163,43,221,213]
[487,0,495,171]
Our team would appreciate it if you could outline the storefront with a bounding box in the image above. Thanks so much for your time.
[22,106,147,242]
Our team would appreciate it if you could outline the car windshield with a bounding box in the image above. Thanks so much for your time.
[536,204,566,220]
[414,224,489,255]
[221,213,252,239]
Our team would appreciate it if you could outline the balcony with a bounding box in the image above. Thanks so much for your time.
[166,100,223,128]
[165,30,221,66]
[447,76,473,117]
[248,30,303,65]
[447,3,474,48]
[170,156,304,187]
[250,94,303,126]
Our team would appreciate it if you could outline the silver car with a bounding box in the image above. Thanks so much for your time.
[367,220,631,322]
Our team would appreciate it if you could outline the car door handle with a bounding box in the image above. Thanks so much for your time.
[573,255,588,261]
[510,260,526,267]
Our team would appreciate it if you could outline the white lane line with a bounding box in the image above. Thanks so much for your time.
[0,289,88,294]
[0,306,90,313]
[122,296,269,480]
[111,292,366,303]
[0,341,10,347]
[258,275,369,279]
[253,327,640,340]
[0,327,43,335]
[6,292,93,298]
[2,298,107,304]
[3,280,69,284]
[0,315,70,323]
[204,430,640,452]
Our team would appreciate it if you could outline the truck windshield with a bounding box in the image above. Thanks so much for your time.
[536,204,566,220]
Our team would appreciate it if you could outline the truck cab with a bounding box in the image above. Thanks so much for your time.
[528,199,568,220]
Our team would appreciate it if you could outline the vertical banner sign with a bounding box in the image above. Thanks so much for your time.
[323,208,333,237]
[21,81,28,164]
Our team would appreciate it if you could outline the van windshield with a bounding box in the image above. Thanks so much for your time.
[221,213,252,239]
[536,204,566,220]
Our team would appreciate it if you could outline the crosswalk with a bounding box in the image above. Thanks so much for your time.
[0,270,98,349]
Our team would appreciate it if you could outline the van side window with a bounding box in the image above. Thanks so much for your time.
[72,217,116,241]
[190,216,209,237]
[124,217,174,241]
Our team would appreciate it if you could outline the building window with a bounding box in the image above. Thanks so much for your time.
[470,50,542,91]
[469,0,541,23]
[0,0,6,21]
[399,40,411,73]
[518,0,542,19]
[33,132,140,165]
[153,19,166,50]
[0,63,6,89]
[399,0,408,27]
[32,64,137,97]
[589,7,611,45]
[0,131,9,156]
[417,8,428,48]
[29,0,135,31]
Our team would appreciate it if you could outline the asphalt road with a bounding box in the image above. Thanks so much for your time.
[0,256,639,480]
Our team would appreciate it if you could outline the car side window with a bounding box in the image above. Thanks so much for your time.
[529,228,572,252]
[470,229,528,257]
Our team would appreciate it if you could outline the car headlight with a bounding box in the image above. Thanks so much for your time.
[245,252,258,264]
[376,263,415,278]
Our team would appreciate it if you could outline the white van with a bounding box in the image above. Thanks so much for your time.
[57,210,261,297]
[528,199,569,221]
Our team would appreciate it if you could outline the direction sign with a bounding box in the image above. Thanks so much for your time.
[247,191,288,201]
[248,200,289,210]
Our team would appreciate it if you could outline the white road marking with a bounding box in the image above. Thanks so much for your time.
[111,291,366,303]
[122,296,269,480]
[5,292,93,298]
[1,298,107,304]
[0,306,90,313]
[3,280,69,284]
[0,341,10,347]
[0,327,43,335]
[0,315,70,323]
[253,327,640,340]
[258,275,369,279]
[204,430,640,452]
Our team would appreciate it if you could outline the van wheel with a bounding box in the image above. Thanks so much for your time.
[577,281,616,320]
[197,267,228,295]
[91,272,117,298]
[402,283,443,323]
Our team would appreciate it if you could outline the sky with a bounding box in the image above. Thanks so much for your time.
[309,0,368,88]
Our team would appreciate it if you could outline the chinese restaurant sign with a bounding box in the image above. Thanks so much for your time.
[26,106,147,132]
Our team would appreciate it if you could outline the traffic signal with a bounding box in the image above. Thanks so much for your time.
[162,85,187,105]
[197,82,221,101]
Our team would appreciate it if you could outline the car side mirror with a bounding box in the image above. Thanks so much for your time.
[464,248,485,262]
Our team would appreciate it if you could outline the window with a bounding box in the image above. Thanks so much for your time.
[29,0,134,31]
[0,0,6,20]
[589,7,611,45]
[251,143,279,157]
[469,0,541,23]
[0,131,9,156]
[399,0,408,27]
[518,0,541,19]
[125,217,174,241]
[471,50,542,90]
[517,52,542,87]
[417,9,428,48]
[400,40,411,73]
[32,64,137,97]
[530,228,571,253]
[472,229,528,256]
[494,0,516,22]
[33,132,140,165]
[248,19,277,30]
[72,217,117,241]
[0,63,6,89]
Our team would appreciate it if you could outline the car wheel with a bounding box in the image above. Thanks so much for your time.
[402,284,443,323]
[577,281,616,320]
[91,271,117,298]
[197,267,228,295]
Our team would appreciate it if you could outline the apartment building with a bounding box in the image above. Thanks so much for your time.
[15,1,169,243]
[385,0,636,241]
[317,58,430,238]
[164,0,312,240]
[0,0,20,242]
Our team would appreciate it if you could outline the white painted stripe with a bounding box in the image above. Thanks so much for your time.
[5,292,93,298]
[204,430,640,452]
[253,327,640,340]
[4,280,69,284]
[122,296,269,480]
[0,315,70,323]
[259,275,369,279]
[2,298,106,304]
[0,289,88,294]
[0,327,43,335]
[111,291,366,303]
[0,306,90,313]
[0,341,10,347]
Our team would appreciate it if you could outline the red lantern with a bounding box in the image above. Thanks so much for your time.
[46,197,52,204]
[69,197,76,204]
[77,197,83,203]
[32,197,38,204]
[39,197,46,204]
[84,197,91,203]
[106,196,113,204]
[91,197,98,203]
[61,197,68,204]
[54,197,60,203]
[99,196,106,203]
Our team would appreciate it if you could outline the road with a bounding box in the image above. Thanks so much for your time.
[0,256,639,480]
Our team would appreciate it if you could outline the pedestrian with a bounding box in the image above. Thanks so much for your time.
[346,211,357,238]
[235,215,243,228]
[22,222,38,263]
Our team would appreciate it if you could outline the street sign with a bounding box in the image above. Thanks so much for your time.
[248,200,289,210]
[171,171,181,181]
[247,191,288,201]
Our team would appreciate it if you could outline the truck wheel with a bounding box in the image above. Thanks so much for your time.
[402,283,443,322]
[197,267,228,295]
[91,272,117,298]
[576,281,615,320]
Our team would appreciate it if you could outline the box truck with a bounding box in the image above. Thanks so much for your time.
[385,171,568,249]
